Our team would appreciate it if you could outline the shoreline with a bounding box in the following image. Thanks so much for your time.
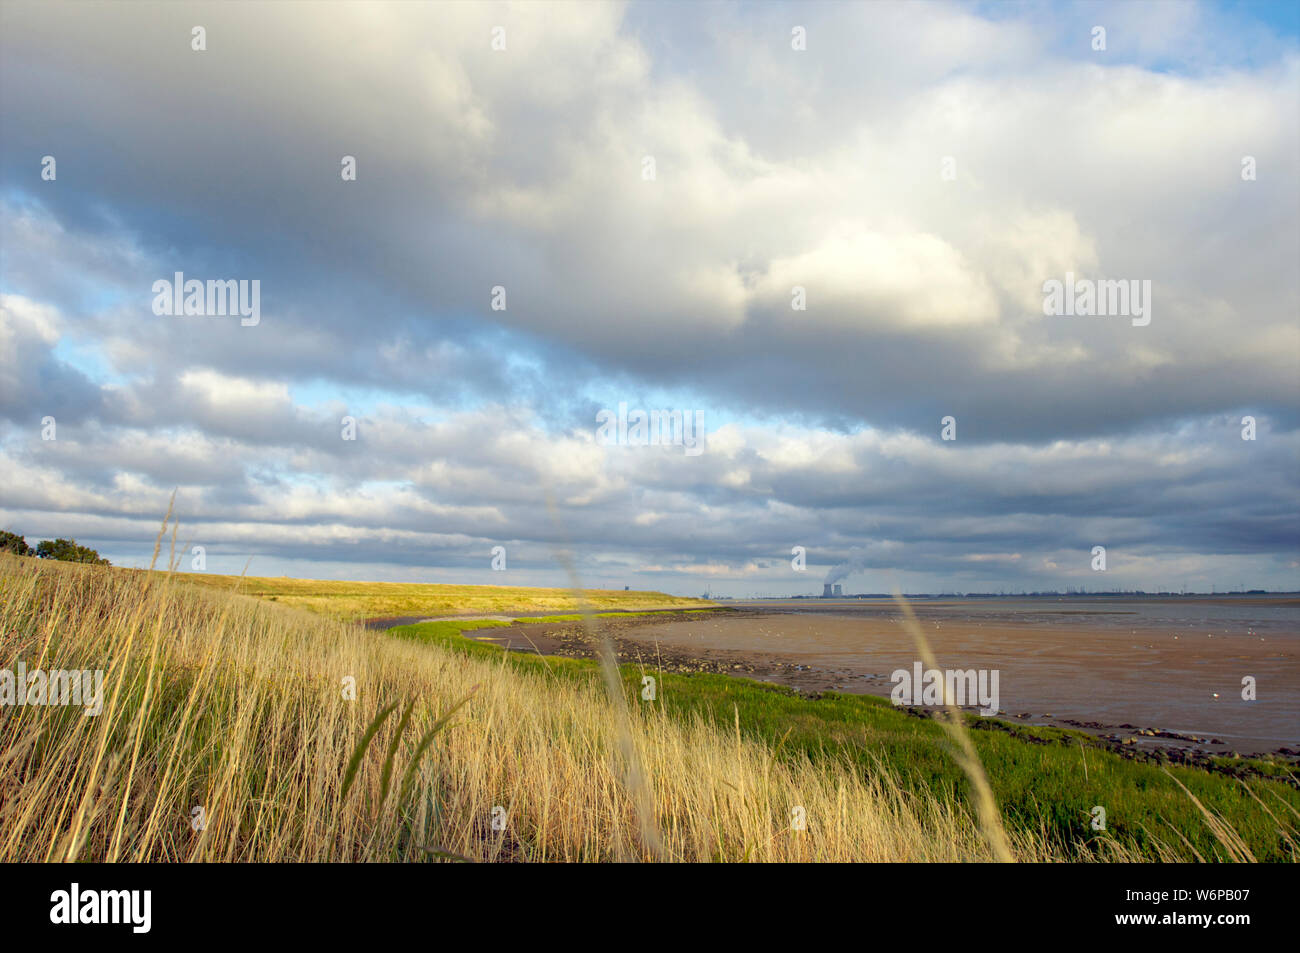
[426,609,1299,763]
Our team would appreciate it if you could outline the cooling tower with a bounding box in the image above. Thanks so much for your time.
[822,583,833,598]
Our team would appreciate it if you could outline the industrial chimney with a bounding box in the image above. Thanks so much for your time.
[822,584,833,598]
[833,584,842,597]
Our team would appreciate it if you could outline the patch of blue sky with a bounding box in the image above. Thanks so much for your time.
[247,465,331,494]
[354,479,410,495]
[574,377,849,437]
[500,340,548,380]
[50,337,131,387]
[288,317,564,422]
[78,283,134,316]
[287,379,468,423]
[0,265,135,323]
[1222,0,1300,39]
[0,186,45,215]
[975,1,1296,75]
[620,1,1296,80]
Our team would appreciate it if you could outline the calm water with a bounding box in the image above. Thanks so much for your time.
[733,596,1300,638]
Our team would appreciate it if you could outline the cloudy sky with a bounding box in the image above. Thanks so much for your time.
[1,0,1297,596]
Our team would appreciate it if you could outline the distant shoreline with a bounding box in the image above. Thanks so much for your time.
[739,595,1300,607]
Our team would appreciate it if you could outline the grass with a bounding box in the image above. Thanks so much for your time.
[0,553,1039,861]
[391,616,1300,862]
[172,571,713,620]
[3,552,1295,862]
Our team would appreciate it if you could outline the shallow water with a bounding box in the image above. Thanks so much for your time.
[735,595,1300,635]
[622,597,1300,753]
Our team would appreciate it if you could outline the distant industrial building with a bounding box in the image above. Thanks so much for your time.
[833,584,842,597]
[822,583,833,598]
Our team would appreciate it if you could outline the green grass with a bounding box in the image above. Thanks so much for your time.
[391,617,1300,862]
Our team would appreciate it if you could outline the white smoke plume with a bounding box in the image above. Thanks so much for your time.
[824,548,871,586]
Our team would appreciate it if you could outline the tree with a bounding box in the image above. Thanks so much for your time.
[0,530,33,557]
[34,538,110,566]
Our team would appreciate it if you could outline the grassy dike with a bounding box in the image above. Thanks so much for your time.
[391,616,1300,862]
[2,555,1044,862]
[175,572,713,620]
[3,552,1294,862]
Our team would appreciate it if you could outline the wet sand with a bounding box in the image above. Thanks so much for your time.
[458,606,1299,756]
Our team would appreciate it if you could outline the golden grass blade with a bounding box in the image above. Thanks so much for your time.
[1236,779,1298,855]
[545,492,664,861]
[148,490,176,572]
[1161,768,1256,862]
[891,588,1014,862]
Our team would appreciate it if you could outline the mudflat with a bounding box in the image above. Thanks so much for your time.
[612,609,1299,754]
[468,602,1299,756]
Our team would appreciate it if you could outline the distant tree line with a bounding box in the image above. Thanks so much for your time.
[0,531,110,565]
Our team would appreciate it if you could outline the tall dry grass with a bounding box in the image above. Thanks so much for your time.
[0,552,1097,862]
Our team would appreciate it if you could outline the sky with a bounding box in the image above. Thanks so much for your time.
[0,0,1297,597]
